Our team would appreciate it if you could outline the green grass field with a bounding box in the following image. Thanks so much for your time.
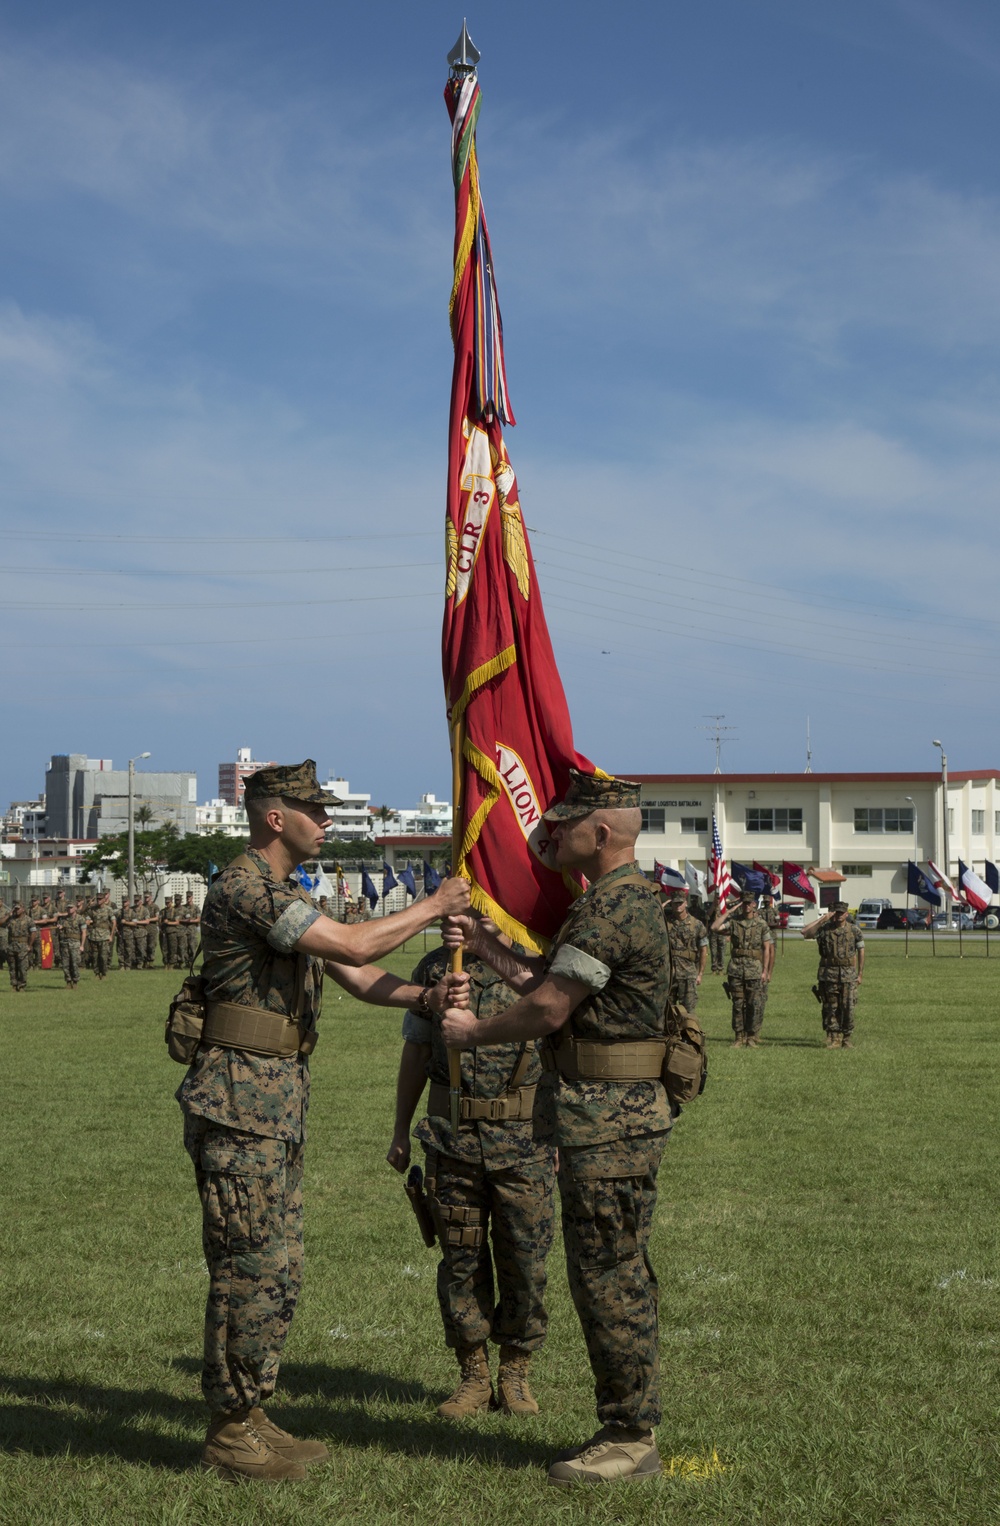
[2,936,999,1524]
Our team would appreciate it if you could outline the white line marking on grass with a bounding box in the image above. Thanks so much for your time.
[937,1269,997,1290]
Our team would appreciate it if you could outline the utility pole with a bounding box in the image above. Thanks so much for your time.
[128,752,151,903]
[932,739,950,929]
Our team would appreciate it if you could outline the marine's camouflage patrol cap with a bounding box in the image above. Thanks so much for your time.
[542,767,642,822]
[740,889,757,903]
[833,899,850,910]
[244,758,343,807]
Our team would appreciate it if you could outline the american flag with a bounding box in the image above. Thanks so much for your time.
[709,815,732,911]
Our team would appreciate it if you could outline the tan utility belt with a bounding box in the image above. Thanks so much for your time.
[202,1001,316,1058]
[427,1081,536,1122]
[542,1038,666,1082]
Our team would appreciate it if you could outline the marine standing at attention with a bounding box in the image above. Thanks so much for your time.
[442,770,672,1489]
[663,892,708,1013]
[178,760,470,1484]
[803,900,864,1048]
[384,926,553,1421]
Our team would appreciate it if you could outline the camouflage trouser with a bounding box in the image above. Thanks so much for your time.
[424,1146,555,1352]
[557,1133,668,1430]
[186,927,200,966]
[165,929,183,968]
[184,1115,304,1415]
[819,973,859,1036]
[59,938,80,984]
[709,932,728,973]
[728,964,765,1036]
[7,946,29,989]
[146,926,159,966]
[119,929,136,970]
[91,938,112,977]
[669,971,699,1014]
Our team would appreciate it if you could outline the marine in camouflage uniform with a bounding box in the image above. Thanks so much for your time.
[5,904,36,990]
[803,901,865,1048]
[58,902,86,987]
[117,900,136,970]
[713,891,775,1046]
[87,894,117,979]
[392,944,554,1419]
[441,771,673,1488]
[707,894,730,974]
[141,894,159,966]
[178,759,470,1483]
[181,891,200,966]
[759,894,782,1017]
[663,894,708,1013]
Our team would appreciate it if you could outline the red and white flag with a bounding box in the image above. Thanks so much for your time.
[928,859,959,903]
[958,860,990,913]
[443,61,601,951]
[654,861,687,892]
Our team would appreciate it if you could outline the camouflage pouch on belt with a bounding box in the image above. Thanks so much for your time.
[662,1001,708,1106]
[165,973,206,1064]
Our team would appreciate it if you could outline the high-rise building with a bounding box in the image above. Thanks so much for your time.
[44,755,198,838]
[218,746,277,807]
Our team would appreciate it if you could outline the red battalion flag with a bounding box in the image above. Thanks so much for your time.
[782,861,817,903]
[39,926,54,969]
[443,33,600,951]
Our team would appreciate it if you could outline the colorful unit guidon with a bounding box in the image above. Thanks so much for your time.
[442,70,601,952]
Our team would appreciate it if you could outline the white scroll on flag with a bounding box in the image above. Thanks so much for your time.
[685,861,708,899]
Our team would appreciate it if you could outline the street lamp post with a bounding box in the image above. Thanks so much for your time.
[128,752,151,903]
[932,740,950,928]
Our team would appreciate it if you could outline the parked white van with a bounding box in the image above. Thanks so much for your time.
[856,897,893,930]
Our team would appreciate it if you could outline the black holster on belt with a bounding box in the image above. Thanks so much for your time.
[404,1164,437,1249]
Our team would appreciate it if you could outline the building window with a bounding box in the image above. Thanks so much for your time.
[971,810,985,835]
[680,816,709,833]
[948,808,954,833]
[746,808,803,833]
[841,864,873,877]
[996,811,1000,835]
[853,808,914,833]
[640,808,665,833]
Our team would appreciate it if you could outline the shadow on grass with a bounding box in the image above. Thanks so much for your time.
[0,1363,551,1472]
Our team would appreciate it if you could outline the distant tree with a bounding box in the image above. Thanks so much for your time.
[163,831,248,881]
[80,824,179,886]
[372,805,398,836]
[134,803,156,827]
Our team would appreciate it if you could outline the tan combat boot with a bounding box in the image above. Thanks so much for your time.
[249,1405,330,1465]
[548,1425,661,1488]
[497,1347,539,1416]
[201,1408,306,1482]
[840,1035,854,1049]
[437,1343,494,1419]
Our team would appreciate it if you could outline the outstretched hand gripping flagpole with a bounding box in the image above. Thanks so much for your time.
[440,28,603,1092]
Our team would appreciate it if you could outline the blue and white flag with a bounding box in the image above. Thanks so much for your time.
[653,860,686,892]
[291,865,316,893]
[907,861,941,907]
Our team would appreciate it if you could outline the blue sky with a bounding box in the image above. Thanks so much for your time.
[1,0,998,811]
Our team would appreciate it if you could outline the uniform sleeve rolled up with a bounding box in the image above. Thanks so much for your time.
[547,942,612,992]
[266,900,320,952]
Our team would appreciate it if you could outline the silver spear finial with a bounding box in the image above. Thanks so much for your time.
[448,20,480,76]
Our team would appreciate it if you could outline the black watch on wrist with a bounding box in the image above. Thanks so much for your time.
[416,985,435,1018]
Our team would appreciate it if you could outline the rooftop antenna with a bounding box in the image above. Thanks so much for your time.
[805,716,813,773]
[448,19,481,77]
[700,714,737,774]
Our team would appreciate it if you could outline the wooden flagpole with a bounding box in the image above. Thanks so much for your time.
[448,716,465,1134]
